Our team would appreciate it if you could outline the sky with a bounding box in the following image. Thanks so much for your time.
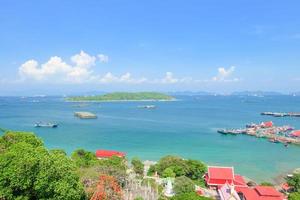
[0,0,300,95]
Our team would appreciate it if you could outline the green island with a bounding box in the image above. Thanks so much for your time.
[1,130,299,200]
[65,92,175,102]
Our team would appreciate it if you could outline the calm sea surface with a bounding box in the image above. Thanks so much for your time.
[1,95,300,182]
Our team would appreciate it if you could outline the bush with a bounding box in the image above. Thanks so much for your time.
[289,192,300,200]
[71,149,97,167]
[171,192,213,200]
[287,173,300,191]
[131,157,144,175]
[260,182,274,186]
[173,176,195,195]
[162,167,176,178]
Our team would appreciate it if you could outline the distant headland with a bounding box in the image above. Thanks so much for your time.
[65,92,175,102]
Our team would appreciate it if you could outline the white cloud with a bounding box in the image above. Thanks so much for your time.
[161,72,179,84]
[212,66,238,81]
[19,51,101,83]
[98,54,109,63]
[71,50,96,67]
[99,72,147,84]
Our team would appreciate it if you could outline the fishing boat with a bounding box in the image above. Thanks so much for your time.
[268,138,280,143]
[35,122,58,128]
[138,105,156,109]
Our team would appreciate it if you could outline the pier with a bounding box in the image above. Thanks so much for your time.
[74,112,97,119]
[261,112,300,117]
[218,122,300,145]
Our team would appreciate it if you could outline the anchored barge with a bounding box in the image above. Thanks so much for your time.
[74,112,97,119]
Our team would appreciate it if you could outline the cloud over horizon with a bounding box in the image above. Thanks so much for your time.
[18,51,240,86]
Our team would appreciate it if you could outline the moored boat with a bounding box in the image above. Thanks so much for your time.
[35,122,58,128]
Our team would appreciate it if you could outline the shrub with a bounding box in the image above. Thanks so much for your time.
[173,176,195,195]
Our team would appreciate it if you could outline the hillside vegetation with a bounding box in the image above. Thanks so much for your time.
[66,92,174,101]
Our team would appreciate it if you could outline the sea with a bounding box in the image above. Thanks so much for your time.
[1,95,300,183]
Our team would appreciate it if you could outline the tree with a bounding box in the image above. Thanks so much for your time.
[156,156,189,177]
[173,176,195,195]
[162,167,176,178]
[287,173,300,191]
[0,131,85,200]
[131,157,144,176]
[185,160,207,180]
[72,148,97,167]
[171,192,213,200]
[289,192,300,200]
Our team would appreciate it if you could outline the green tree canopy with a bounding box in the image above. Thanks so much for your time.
[171,192,213,200]
[287,173,300,191]
[162,167,176,178]
[131,157,144,176]
[173,176,195,195]
[289,192,300,200]
[71,148,97,167]
[148,155,207,181]
[0,131,85,200]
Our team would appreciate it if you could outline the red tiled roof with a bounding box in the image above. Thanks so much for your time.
[233,175,247,186]
[236,186,286,200]
[262,121,273,127]
[95,150,126,158]
[255,186,282,197]
[205,166,247,187]
[291,130,300,137]
[208,166,234,180]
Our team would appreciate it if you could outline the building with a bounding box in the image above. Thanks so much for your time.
[218,183,241,200]
[95,149,126,159]
[261,121,273,128]
[236,186,287,200]
[204,166,247,189]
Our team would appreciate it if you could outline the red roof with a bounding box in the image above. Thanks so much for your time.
[208,166,234,180]
[291,130,300,137]
[262,121,273,128]
[236,186,286,200]
[95,150,126,158]
[205,166,247,187]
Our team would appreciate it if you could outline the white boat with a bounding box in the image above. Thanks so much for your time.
[35,122,58,128]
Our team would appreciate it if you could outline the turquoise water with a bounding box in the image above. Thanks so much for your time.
[1,95,300,182]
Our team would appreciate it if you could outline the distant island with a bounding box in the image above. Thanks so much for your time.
[65,92,175,102]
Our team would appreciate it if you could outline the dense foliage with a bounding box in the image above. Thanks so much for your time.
[289,192,300,200]
[173,176,195,195]
[148,156,207,181]
[72,148,98,167]
[170,192,213,200]
[66,92,174,101]
[131,157,144,176]
[0,131,85,200]
[287,173,300,191]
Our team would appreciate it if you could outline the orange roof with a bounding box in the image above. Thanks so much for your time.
[95,150,126,158]
[255,186,282,197]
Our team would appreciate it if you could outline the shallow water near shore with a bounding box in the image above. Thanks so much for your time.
[1,95,300,183]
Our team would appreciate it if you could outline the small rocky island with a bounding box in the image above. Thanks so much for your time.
[66,92,175,102]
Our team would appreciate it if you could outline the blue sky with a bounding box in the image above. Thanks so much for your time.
[1,0,300,95]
